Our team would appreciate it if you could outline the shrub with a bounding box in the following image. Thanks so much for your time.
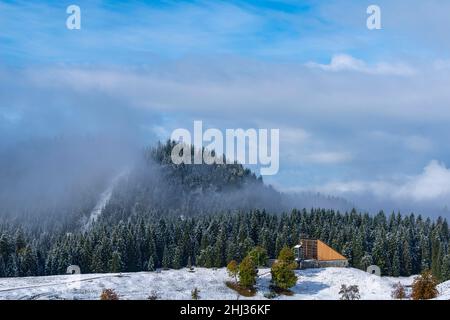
[100,288,119,300]
[191,287,200,300]
[147,290,159,300]
[264,291,278,299]
[392,282,407,300]
[339,285,360,300]
[411,270,439,300]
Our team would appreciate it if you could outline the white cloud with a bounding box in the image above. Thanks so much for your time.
[396,160,450,201]
[303,151,352,164]
[280,127,310,144]
[317,160,450,203]
[370,131,433,153]
[434,59,450,70]
[306,54,416,76]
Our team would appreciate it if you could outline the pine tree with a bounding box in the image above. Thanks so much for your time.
[248,246,268,267]
[162,246,171,270]
[402,239,413,276]
[420,234,431,271]
[6,254,19,277]
[0,234,10,258]
[351,232,364,269]
[392,248,401,277]
[213,229,226,268]
[342,242,353,265]
[108,251,123,273]
[14,229,26,253]
[431,236,443,280]
[173,247,183,269]
[441,254,450,281]
[271,247,297,291]
[147,255,155,272]
[0,255,6,277]
[238,256,257,289]
[360,253,373,270]
[372,230,387,273]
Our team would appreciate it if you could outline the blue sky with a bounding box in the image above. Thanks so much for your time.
[2,0,450,214]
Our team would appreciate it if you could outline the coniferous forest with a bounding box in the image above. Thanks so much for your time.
[0,141,449,281]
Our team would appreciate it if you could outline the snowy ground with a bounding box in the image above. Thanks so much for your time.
[0,267,448,300]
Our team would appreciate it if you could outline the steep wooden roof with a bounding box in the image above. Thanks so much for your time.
[316,240,347,261]
[299,238,347,261]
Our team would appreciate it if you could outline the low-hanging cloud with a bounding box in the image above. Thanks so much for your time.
[314,160,450,215]
[306,54,416,76]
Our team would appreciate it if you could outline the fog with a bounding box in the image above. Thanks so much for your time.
[0,134,139,228]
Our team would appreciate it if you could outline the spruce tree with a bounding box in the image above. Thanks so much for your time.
[162,246,171,270]
[431,236,443,280]
[441,254,450,281]
[402,239,413,276]
[392,248,401,277]
[238,256,257,289]
[271,246,297,291]
[147,255,156,271]
[0,255,6,277]
[109,251,123,273]
[173,247,183,269]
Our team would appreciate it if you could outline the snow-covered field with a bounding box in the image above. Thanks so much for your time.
[0,267,448,300]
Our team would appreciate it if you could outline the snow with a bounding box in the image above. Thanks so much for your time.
[83,170,128,231]
[436,280,450,300]
[2,267,447,300]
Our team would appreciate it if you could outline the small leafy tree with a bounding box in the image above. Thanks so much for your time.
[100,288,119,300]
[271,246,298,291]
[238,256,257,289]
[227,260,239,282]
[339,285,360,300]
[411,270,439,300]
[392,282,407,300]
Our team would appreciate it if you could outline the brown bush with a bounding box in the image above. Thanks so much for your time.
[100,288,119,300]
[392,282,407,300]
[411,270,439,300]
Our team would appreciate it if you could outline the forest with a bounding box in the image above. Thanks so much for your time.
[0,141,449,281]
[1,208,449,281]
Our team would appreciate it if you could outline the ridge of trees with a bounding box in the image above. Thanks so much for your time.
[0,209,449,281]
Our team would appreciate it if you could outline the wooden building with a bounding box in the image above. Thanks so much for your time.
[293,238,348,269]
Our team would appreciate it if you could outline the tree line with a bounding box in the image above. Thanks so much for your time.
[1,209,449,281]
